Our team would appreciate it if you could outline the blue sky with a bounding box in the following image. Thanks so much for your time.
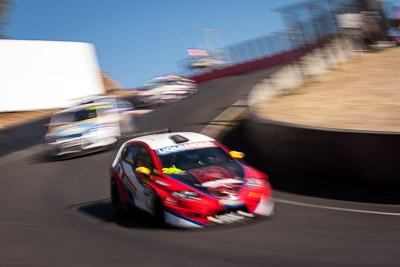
[4,0,399,88]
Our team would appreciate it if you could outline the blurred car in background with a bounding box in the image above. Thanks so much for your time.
[191,56,225,69]
[44,96,136,157]
[78,96,137,133]
[109,131,274,228]
[135,75,197,107]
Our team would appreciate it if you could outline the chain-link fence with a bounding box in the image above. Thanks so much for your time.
[225,0,360,65]
[182,0,387,76]
[181,0,391,78]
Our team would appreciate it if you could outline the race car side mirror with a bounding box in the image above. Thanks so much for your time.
[229,151,245,159]
[135,166,151,175]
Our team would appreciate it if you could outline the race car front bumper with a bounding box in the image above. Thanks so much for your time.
[164,209,206,228]
[163,198,274,228]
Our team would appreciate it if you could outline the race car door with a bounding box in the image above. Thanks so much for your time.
[121,144,155,213]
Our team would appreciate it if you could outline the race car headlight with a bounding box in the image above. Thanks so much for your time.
[244,178,269,188]
[171,191,201,200]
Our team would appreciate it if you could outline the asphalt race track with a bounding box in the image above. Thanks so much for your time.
[1,68,400,266]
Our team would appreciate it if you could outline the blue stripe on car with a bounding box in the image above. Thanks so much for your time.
[164,208,208,227]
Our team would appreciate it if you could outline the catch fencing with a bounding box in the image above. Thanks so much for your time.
[186,0,367,80]
[225,0,360,65]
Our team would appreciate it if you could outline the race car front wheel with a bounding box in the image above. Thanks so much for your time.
[111,180,124,215]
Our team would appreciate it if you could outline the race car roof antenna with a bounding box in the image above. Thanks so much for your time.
[170,134,189,144]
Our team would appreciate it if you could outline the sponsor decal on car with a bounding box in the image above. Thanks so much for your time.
[143,184,156,210]
[218,199,245,206]
[201,178,242,188]
[123,178,137,198]
[248,192,263,198]
[156,141,217,155]
[156,144,186,155]
[162,167,186,174]
[85,105,112,110]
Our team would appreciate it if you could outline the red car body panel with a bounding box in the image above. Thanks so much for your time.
[109,132,274,227]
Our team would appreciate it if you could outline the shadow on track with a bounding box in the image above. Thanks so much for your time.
[68,198,271,231]
[26,129,149,164]
[0,117,50,158]
[220,120,400,205]
[68,199,170,229]
[26,145,118,164]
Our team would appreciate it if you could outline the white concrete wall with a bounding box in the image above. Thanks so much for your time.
[0,40,106,112]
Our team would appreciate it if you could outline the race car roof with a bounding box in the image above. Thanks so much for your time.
[55,102,100,114]
[129,132,215,150]
[54,96,129,115]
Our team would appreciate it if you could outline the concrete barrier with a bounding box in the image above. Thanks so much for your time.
[244,37,400,187]
[244,113,400,187]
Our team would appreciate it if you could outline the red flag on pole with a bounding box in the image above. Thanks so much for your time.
[187,49,209,56]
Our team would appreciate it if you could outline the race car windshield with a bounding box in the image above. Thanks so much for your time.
[159,147,233,171]
[49,112,75,128]
[73,108,97,122]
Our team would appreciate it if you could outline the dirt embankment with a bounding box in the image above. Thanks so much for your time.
[254,47,400,132]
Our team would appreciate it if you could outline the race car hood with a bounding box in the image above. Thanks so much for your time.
[164,162,245,200]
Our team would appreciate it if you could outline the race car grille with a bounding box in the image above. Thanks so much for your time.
[57,138,82,150]
[208,207,254,225]
[218,206,249,215]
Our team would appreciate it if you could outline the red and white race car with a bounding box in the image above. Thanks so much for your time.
[109,131,274,228]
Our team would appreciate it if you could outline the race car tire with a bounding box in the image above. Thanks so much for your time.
[110,180,124,215]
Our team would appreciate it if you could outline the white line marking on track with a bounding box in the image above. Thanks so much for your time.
[201,100,247,138]
[275,198,400,216]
